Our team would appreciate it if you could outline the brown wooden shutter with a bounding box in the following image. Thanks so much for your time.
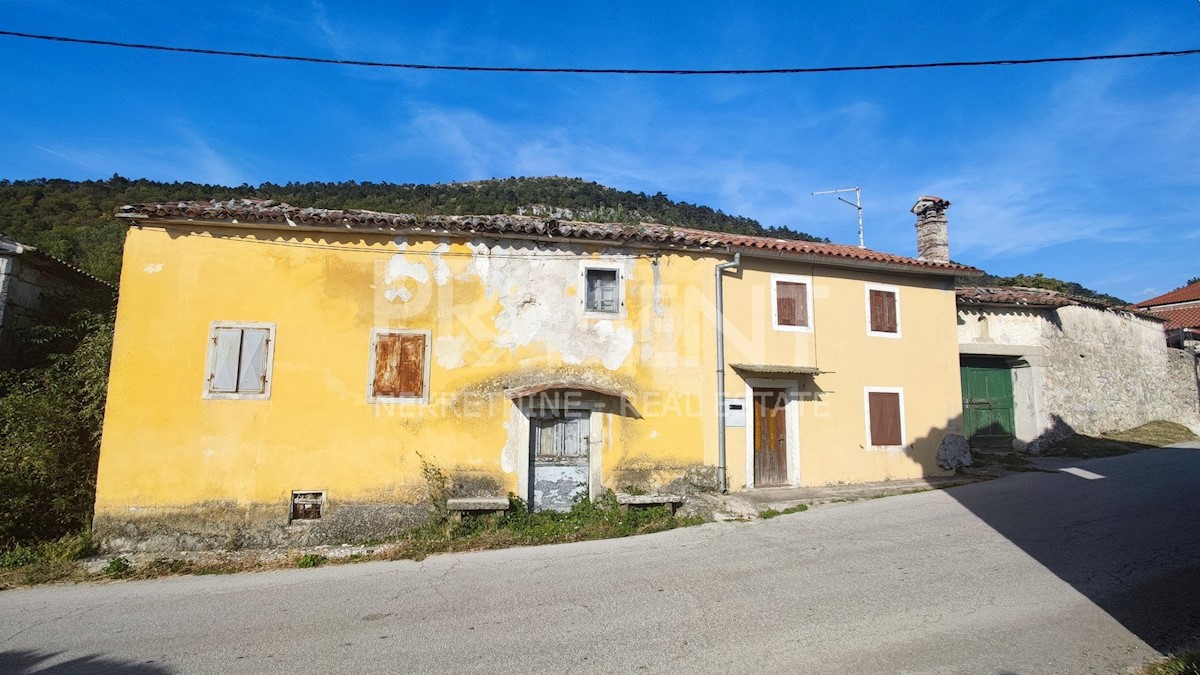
[373,333,426,398]
[870,290,897,333]
[868,392,902,445]
[776,281,808,327]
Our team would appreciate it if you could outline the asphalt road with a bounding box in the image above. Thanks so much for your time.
[3,445,1199,675]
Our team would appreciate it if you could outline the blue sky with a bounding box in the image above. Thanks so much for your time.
[2,1,1198,302]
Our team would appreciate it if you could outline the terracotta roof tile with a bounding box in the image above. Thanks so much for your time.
[956,286,1161,320]
[1144,305,1200,331]
[1136,281,1200,308]
[117,199,981,277]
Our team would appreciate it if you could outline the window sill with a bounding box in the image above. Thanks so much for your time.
[203,392,271,401]
[581,310,626,321]
[368,395,429,405]
[772,324,814,333]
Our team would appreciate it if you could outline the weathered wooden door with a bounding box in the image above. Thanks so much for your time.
[960,358,1016,448]
[529,411,590,512]
[752,389,788,487]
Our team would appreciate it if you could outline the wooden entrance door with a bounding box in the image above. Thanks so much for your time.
[752,389,788,487]
[529,411,590,512]
[960,358,1016,449]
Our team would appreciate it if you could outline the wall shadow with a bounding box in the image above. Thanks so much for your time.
[0,649,174,674]
[904,419,1200,656]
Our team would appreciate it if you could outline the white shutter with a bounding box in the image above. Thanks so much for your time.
[210,328,242,393]
[586,269,618,312]
[237,328,270,394]
[598,277,617,312]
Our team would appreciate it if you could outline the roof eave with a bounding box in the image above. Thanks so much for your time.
[734,247,980,278]
[123,213,980,277]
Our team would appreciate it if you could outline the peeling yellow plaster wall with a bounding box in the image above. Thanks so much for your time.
[95,223,963,521]
[95,226,714,512]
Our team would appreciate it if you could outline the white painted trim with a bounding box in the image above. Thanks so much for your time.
[770,273,815,333]
[863,386,907,451]
[864,282,902,339]
[743,378,802,488]
[512,405,532,504]
[202,321,276,401]
[579,260,627,320]
[366,328,433,404]
[589,412,606,501]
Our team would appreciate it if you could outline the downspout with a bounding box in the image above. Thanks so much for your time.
[715,252,741,494]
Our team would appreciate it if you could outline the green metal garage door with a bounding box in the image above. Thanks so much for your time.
[960,358,1016,449]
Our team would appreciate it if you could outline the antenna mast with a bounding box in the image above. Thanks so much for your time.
[812,186,864,248]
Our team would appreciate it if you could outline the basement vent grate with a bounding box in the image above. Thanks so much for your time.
[291,491,325,521]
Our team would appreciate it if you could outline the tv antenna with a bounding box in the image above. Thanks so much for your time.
[811,186,864,248]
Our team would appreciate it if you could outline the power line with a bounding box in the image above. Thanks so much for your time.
[2,29,1199,75]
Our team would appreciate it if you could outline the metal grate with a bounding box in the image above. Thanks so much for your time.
[291,491,324,520]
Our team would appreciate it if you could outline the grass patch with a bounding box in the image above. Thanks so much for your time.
[377,493,704,562]
[297,554,326,569]
[1138,649,1200,675]
[1045,421,1197,459]
[0,532,95,587]
[0,494,707,588]
[758,504,809,519]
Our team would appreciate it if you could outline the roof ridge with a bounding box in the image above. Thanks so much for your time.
[117,199,981,277]
[0,234,115,290]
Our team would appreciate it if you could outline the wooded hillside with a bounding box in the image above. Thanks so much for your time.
[0,175,826,285]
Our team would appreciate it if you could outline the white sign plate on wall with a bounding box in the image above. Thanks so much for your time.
[725,397,747,427]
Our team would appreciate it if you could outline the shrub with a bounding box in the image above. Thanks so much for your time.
[0,311,113,549]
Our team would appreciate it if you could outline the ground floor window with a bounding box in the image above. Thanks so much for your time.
[865,387,905,449]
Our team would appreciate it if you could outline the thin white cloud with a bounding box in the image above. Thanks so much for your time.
[31,124,250,185]
[907,64,1200,261]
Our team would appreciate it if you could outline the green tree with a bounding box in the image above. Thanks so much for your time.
[0,175,828,288]
[0,312,113,549]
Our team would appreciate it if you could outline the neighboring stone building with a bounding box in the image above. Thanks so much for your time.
[903,198,1200,453]
[0,236,115,369]
[1136,280,1200,352]
[956,286,1200,451]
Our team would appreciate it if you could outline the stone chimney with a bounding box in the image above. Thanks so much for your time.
[912,195,951,263]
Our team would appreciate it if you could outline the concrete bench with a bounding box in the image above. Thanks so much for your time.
[615,493,685,515]
[446,497,511,520]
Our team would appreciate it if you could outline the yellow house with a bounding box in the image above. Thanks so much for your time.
[94,196,979,550]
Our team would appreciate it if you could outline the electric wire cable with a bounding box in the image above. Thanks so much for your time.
[2,29,1198,75]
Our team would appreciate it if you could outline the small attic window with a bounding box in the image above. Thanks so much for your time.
[583,266,623,316]
[291,491,325,521]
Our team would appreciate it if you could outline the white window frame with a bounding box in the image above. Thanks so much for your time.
[579,261,626,320]
[863,386,907,451]
[770,273,815,333]
[864,282,902,339]
[202,321,276,401]
[366,328,432,404]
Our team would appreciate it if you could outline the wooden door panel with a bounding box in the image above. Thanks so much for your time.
[753,389,788,487]
[961,360,1016,444]
[530,413,590,512]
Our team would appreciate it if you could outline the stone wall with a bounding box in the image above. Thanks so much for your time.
[0,252,114,369]
[1039,305,1199,438]
[959,302,1200,449]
